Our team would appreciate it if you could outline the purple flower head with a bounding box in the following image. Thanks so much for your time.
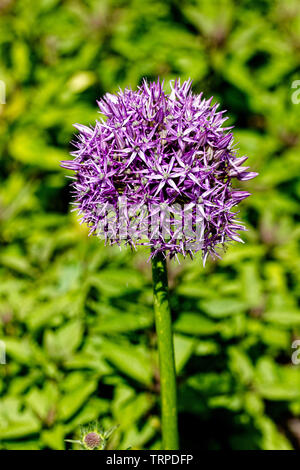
[83,432,101,450]
[62,78,257,264]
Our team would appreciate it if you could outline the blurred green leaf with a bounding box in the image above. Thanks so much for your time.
[174,313,219,335]
[101,340,153,386]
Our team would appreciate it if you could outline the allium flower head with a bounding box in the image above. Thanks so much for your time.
[62,78,257,263]
[83,432,101,450]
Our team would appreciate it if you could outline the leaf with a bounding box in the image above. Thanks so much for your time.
[92,311,153,333]
[113,389,154,429]
[174,334,196,373]
[9,129,67,170]
[176,284,215,299]
[208,394,243,411]
[121,418,157,450]
[228,346,254,385]
[0,398,41,439]
[101,340,153,385]
[240,262,262,308]
[200,299,248,318]
[261,327,290,349]
[256,384,300,401]
[257,416,293,450]
[88,269,143,297]
[194,340,220,356]
[174,313,219,336]
[263,310,300,326]
[0,252,35,277]
[25,383,58,421]
[4,338,33,364]
[44,320,83,360]
[66,397,110,430]
[58,381,98,421]
[41,425,66,450]
[187,372,232,396]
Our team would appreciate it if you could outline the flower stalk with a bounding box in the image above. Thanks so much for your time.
[151,251,179,450]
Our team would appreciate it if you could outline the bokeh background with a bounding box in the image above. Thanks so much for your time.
[0,0,300,450]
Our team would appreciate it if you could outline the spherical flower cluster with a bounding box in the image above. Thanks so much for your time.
[62,79,257,263]
[83,432,101,450]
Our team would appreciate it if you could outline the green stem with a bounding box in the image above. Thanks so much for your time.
[151,251,179,450]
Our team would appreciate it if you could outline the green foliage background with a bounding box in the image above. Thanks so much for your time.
[0,0,300,450]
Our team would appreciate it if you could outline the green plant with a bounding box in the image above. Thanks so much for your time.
[0,0,299,451]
